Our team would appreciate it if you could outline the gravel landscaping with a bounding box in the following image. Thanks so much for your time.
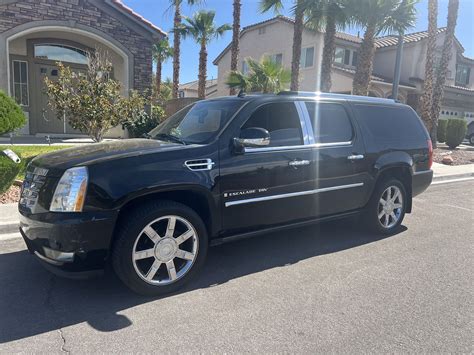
[0,185,20,204]
[433,145,474,165]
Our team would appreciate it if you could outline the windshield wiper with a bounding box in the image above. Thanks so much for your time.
[154,133,187,145]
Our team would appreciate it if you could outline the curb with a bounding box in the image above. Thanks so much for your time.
[432,172,474,182]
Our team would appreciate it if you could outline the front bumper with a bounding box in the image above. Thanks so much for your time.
[20,209,118,278]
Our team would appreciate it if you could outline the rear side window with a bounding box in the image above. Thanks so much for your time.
[353,104,426,142]
[242,102,303,147]
[305,102,353,143]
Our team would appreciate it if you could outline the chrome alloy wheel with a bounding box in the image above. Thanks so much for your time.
[377,186,403,229]
[132,215,198,285]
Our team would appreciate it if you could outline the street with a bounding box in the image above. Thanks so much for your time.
[0,181,472,353]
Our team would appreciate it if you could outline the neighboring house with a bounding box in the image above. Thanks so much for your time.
[213,16,474,118]
[0,0,165,137]
[178,78,218,98]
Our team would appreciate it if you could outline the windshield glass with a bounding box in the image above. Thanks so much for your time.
[149,100,244,144]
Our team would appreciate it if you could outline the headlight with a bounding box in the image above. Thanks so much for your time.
[50,167,88,212]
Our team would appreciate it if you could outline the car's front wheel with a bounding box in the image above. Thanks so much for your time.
[468,134,474,146]
[365,178,407,234]
[112,201,208,296]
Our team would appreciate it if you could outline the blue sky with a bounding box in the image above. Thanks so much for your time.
[123,0,474,84]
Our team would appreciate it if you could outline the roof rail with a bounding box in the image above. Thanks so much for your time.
[277,91,319,96]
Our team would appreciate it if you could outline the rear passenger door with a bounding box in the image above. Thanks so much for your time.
[302,101,367,217]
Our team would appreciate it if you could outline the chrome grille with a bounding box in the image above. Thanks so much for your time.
[19,167,48,209]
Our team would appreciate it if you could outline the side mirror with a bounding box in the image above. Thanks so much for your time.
[233,127,270,154]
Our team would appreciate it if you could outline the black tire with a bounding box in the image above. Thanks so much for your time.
[469,134,474,146]
[112,200,208,296]
[364,178,407,235]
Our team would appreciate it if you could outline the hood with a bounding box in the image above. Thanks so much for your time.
[31,139,186,175]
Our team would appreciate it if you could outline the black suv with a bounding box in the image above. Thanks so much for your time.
[19,92,433,295]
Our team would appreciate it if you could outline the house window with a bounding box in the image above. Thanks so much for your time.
[352,51,358,67]
[335,47,351,66]
[242,61,249,75]
[455,64,470,86]
[258,27,266,35]
[12,60,29,106]
[34,44,88,65]
[268,53,283,66]
[300,47,314,68]
[178,90,185,98]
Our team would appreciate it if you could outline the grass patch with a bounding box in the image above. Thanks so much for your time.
[0,145,70,180]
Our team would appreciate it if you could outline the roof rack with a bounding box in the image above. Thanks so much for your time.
[278,91,319,96]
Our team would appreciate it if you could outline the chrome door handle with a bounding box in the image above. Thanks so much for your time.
[347,154,364,160]
[289,159,310,167]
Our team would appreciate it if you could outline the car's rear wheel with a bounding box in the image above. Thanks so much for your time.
[112,201,208,296]
[469,134,474,146]
[365,178,407,234]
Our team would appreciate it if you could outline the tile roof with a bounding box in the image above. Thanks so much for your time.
[445,84,474,93]
[110,0,166,36]
[374,27,447,48]
[333,66,416,88]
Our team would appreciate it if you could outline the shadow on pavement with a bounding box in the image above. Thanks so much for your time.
[0,219,406,343]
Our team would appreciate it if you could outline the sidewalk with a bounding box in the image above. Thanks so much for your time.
[1,163,472,237]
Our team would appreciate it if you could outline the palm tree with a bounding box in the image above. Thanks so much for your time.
[305,0,352,92]
[177,11,231,99]
[352,0,417,96]
[152,39,173,101]
[230,0,241,95]
[260,0,305,91]
[419,0,438,138]
[226,57,291,93]
[168,0,202,99]
[430,0,459,146]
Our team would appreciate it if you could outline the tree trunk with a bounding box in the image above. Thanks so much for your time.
[230,0,241,96]
[431,0,459,148]
[290,0,304,91]
[198,40,207,99]
[419,0,438,140]
[352,23,376,96]
[320,14,336,93]
[172,4,181,99]
[156,55,162,100]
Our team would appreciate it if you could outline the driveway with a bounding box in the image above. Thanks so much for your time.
[0,181,472,353]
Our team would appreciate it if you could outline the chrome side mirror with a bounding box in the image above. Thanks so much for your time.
[233,127,270,153]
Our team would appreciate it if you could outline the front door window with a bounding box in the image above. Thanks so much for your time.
[34,44,88,65]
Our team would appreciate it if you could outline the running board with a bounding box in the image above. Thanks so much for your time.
[210,210,361,246]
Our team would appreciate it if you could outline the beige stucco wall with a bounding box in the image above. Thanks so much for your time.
[215,21,324,96]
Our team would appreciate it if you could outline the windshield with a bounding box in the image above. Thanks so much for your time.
[149,100,244,144]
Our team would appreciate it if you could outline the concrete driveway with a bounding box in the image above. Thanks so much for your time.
[0,181,472,353]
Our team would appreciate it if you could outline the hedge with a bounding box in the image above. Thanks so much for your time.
[0,90,26,135]
[0,155,21,194]
[437,119,448,143]
[446,118,467,149]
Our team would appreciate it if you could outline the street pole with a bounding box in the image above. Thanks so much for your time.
[391,32,404,100]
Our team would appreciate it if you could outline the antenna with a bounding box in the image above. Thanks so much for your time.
[237,89,246,98]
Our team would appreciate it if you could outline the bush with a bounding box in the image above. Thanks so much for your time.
[0,91,26,135]
[437,119,448,143]
[124,105,166,138]
[445,118,467,149]
[0,155,21,194]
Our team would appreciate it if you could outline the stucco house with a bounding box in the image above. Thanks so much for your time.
[178,78,218,99]
[0,0,165,137]
[213,16,474,119]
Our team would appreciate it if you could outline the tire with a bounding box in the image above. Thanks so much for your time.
[469,134,474,146]
[364,178,407,235]
[112,200,208,296]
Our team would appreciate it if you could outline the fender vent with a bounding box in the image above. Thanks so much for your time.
[184,159,215,171]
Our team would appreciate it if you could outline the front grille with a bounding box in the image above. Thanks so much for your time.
[19,167,49,209]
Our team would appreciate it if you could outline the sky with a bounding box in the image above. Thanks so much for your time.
[123,0,474,84]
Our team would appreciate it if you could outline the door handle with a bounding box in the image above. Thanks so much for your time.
[289,159,310,167]
[347,154,364,160]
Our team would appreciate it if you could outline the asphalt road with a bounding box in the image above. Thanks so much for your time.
[0,181,472,353]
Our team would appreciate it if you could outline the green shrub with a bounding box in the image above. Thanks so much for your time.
[0,90,26,135]
[124,105,166,138]
[446,118,467,149]
[0,155,21,194]
[437,119,448,143]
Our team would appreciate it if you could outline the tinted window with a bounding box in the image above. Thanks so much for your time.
[150,100,243,144]
[305,102,353,143]
[353,104,426,142]
[242,102,303,147]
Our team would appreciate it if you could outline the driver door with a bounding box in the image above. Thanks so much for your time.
[219,101,315,235]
